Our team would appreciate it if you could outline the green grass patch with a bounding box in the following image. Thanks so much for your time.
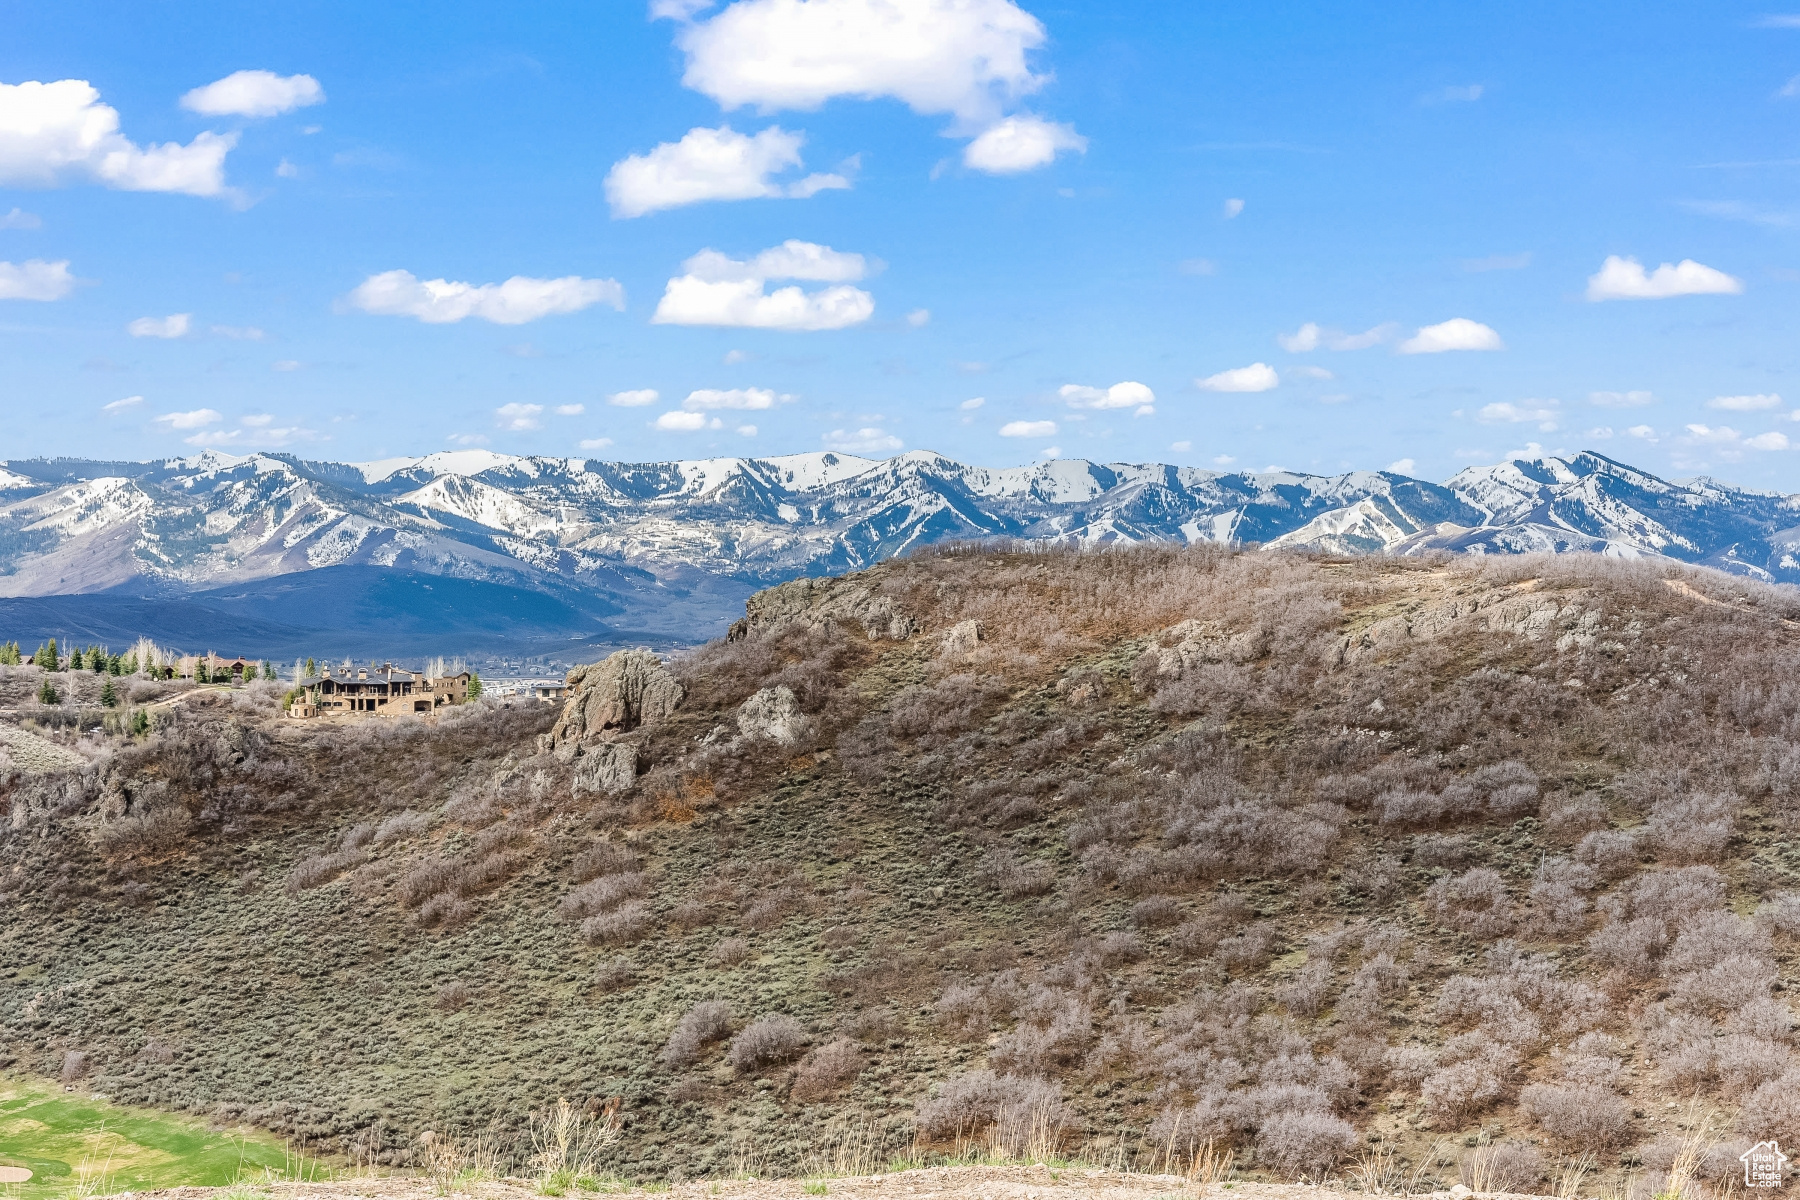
[0,1075,309,1199]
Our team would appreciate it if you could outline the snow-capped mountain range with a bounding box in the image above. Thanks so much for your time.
[2,447,1797,651]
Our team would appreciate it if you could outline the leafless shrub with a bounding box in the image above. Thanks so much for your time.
[1574,829,1640,879]
[1425,867,1514,937]
[1759,892,1800,939]
[979,846,1055,898]
[727,1013,808,1072]
[1460,1140,1545,1193]
[558,871,651,921]
[572,840,639,882]
[1257,1110,1359,1180]
[1519,1083,1629,1150]
[1528,856,1598,937]
[1739,1067,1800,1145]
[1646,791,1737,864]
[989,996,1094,1075]
[935,982,995,1039]
[1587,916,1669,980]
[1279,960,1334,1018]
[61,1049,88,1084]
[434,981,470,1011]
[1216,922,1277,972]
[1421,1033,1515,1126]
[1413,834,1478,869]
[1716,1035,1792,1100]
[789,1036,861,1102]
[667,897,710,931]
[1096,930,1144,966]
[92,803,195,859]
[580,900,653,946]
[709,936,752,966]
[1131,894,1183,928]
[592,957,635,992]
[414,891,475,930]
[914,1071,1071,1157]
[1385,1045,1436,1089]
[373,809,430,844]
[1541,791,1609,840]
[661,1000,733,1068]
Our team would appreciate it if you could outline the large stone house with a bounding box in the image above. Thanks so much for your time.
[288,664,471,719]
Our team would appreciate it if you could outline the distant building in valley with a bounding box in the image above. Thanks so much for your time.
[177,653,256,680]
[287,663,472,719]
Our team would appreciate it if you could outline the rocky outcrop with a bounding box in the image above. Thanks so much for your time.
[570,743,639,796]
[1149,618,1265,679]
[941,619,981,660]
[544,649,684,774]
[736,686,805,746]
[731,576,918,642]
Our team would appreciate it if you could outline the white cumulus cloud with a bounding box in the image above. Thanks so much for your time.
[959,396,985,410]
[180,71,325,118]
[496,402,544,430]
[1585,255,1742,301]
[0,80,236,197]
[154,408,222,430]
[1747,431,1792,450]
[652,240,875,330]
[655,410,719,431]
[823,427,904,453]
[906,308,930,326]
[1387,458,1416,474]
[608,388,660,407]
[554,404,586,416]
[963,115,1085,173]
[669,0,1078,171]
[0,207,40,228]
[1397,318,1504,354]
[673,0,1049,124]
[1707,393,1782,411]
[347,270,624,325]
[1059,381,1154,412]
[579,437,614,451]
[1197,362,1279,392]
[1277,321,1394,352]
[999,419,1057,437]
[604,125,849,218]
[682,387,789,410]
[1478,399,1560,430]
[1223,197,1244,219]
[103,395,143,413]
[127,313,191,338]
[0,258,75,300]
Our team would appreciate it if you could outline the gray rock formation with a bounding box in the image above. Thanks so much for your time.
[941,619,981,660]
[733,577,917,642]
[545,648,684,768]
[735,686,805,746]
[571,743,639,796]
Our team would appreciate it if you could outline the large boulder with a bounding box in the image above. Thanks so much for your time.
[736,686,805,746]
[571,743,639,796]
[546,649,684,763]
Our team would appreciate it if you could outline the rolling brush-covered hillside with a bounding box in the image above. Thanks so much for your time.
[5,545,1800,1192]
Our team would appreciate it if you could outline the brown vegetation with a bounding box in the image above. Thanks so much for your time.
[7,545,1800,1186]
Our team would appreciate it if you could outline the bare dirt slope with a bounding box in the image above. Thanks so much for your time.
[4,547,1800,1192]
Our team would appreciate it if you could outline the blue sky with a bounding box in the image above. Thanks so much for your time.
[3,1,1800,486]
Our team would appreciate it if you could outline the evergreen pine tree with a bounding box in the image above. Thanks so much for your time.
[70,647,84,670]
[38,678,58,705]
[197,659,210,683]
[100,678,117,708]
[262,660,276,681]
[466,671,483,700]
[92,648,106,673]
[305,656,316,677]
[129,708,149,736]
